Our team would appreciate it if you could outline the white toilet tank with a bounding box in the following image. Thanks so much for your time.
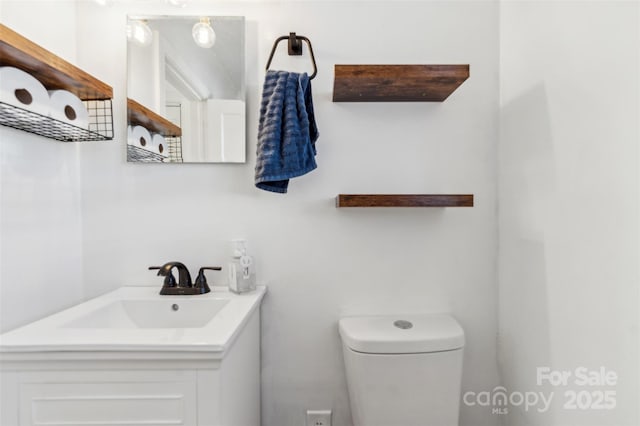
[339,314,465,426]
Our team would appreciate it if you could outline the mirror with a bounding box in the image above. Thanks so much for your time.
[126,16,245,163]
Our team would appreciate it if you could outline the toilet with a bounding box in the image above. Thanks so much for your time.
[339,313,465,426]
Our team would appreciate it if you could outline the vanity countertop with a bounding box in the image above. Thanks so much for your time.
[0,286,266,355]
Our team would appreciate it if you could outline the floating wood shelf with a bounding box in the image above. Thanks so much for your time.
[127,98,182,137]
[0,24,112,101]
[333,65,469,102]
[0,24,113,141]
[336,194,474,208]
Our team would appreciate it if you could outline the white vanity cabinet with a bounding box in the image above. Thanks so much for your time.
[9,371,199,425]
[0,288,263,426]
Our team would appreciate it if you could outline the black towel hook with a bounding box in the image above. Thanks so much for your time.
[265,32,317,80]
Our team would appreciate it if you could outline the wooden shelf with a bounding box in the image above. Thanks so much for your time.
[333,65,469,102]
[127,98,182,137]
[0,24,112,100]
[336,194,474,208]
[0,24,113,141]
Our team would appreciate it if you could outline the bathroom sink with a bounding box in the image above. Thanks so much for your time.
[63,299,229,329]
[0,286,266,354]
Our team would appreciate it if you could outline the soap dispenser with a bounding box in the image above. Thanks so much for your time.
[228,239,256,293]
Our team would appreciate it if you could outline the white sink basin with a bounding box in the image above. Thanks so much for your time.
[63,299,229,329]
[0,286,265,354]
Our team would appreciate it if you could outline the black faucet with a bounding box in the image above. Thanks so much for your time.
[160,262,192,288]
[149,262,221,295]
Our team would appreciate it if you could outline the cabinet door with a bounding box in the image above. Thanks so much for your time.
[19,380,197,426]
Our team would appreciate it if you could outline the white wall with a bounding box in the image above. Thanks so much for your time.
[74,1,500,425]
[0,1,84,333]
[499,1,639,425]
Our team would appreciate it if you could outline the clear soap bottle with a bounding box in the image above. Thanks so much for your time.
[228,239,256,293]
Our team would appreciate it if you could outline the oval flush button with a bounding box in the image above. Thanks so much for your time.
[394,320,413,329]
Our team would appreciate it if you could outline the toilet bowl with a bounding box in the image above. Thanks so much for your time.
[339,314,465,426]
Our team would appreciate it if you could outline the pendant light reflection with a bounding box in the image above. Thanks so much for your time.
[166,0,191,7]
[127,20,153,47]
[192,18,216,48]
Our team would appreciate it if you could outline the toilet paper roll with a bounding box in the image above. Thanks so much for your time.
[127,125,133,145]
[151,133,167,156]
[130,125,152,149]
[48,90,89,129]
[0,66,50,118]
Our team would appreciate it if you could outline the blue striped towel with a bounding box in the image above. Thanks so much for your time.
[255,70,319,193]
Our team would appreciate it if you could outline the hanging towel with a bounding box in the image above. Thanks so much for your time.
[255,70,319,193]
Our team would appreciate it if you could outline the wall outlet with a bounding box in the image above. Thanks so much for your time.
[306,409,332,426]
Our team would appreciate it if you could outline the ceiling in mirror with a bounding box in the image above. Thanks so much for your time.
[127,16,245,163]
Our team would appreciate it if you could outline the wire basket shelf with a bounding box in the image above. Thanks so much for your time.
[0,99,114,142]
[165,136,183,163]
[127,136,183,163]
[127,145,165,162]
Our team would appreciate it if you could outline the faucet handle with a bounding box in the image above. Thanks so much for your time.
[149,266,177,288]
[193,267,222,294]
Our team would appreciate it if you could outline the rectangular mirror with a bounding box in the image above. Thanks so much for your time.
[126,16,245,163]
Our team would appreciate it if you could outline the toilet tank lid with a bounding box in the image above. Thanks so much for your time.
[339,314,465,354]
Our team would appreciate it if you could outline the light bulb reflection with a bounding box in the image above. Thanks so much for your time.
[127,20,153,47]
[166,0,191,7]
[192,18,216,48]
